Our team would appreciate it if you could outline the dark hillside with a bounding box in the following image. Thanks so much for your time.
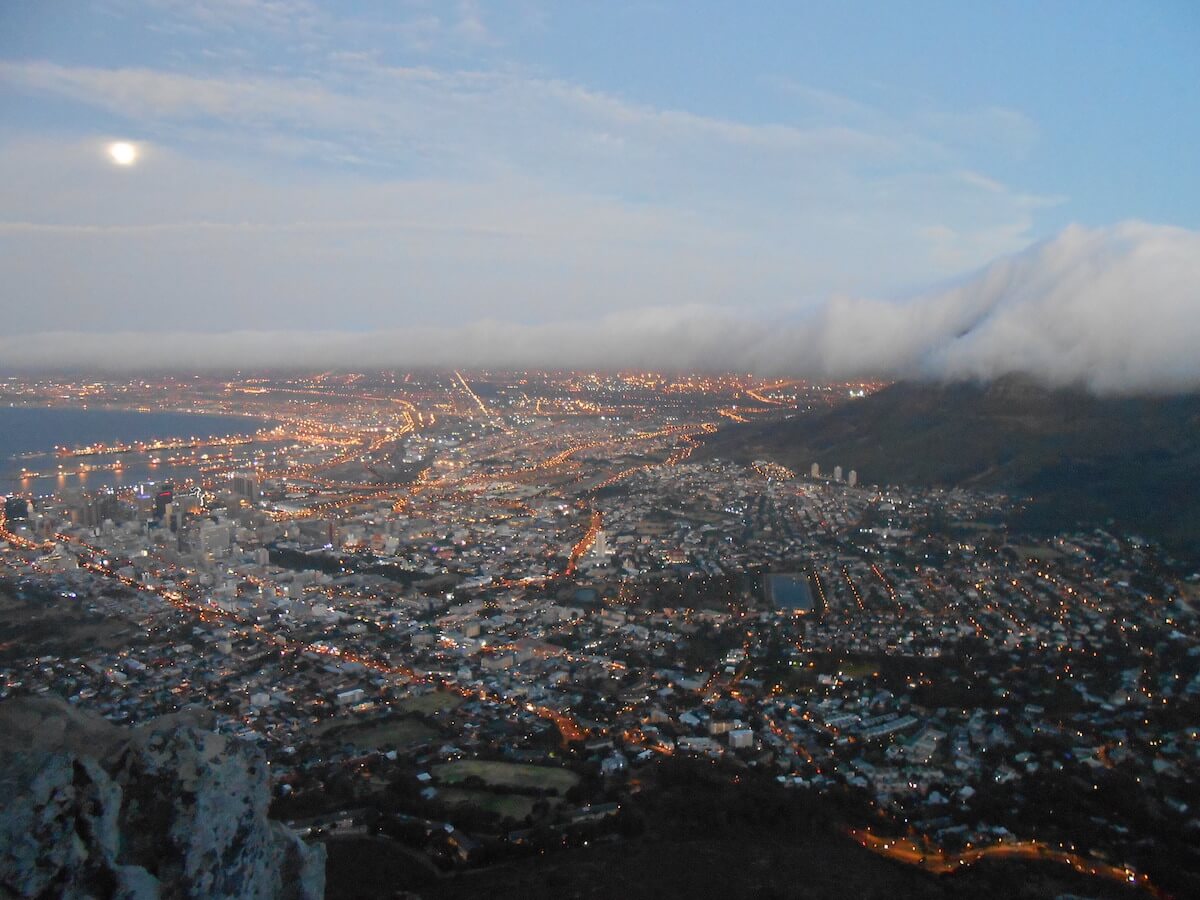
[702,378,1200,555]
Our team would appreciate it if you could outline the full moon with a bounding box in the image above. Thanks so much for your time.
[108,141,139,166]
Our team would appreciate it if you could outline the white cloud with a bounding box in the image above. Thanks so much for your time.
[801,221,1200,393]
[140,0,322,33]
[773,78,1039,162]
[2,223,1197,395]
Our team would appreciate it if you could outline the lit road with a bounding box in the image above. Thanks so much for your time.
[565,508,603,577]
[453,370,509,433]
[847,828,1163,897]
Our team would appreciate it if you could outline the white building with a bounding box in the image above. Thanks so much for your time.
[728,729,755,750]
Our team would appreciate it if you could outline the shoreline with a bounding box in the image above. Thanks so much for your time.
[1,405,279,491]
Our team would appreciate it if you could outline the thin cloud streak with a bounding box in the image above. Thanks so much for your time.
[0,219,536,238]
[0,60,912,160]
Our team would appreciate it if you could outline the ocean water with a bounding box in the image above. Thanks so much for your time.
[0,406,270,493]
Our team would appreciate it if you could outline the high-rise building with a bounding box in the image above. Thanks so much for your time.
[68,492,118,528]
[230,472,260,502]
[154,483,174,519]
[833,465,843,482]
[4,496,30,520]
[848,470,858,487]
[810,462,820,478]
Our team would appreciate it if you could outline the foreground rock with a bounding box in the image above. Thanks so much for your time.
[0,697,324,899]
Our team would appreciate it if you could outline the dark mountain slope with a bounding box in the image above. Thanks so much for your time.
[702,378,1200,555]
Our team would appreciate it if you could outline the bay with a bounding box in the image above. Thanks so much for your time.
[0,406,271,493]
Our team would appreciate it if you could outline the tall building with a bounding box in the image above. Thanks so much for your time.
[833,465,843,482]
[231,472,260,502]
[67,492,119,528]
[4,496,30,520]
[810,462,820,478]
[848,470,858,487]
[154,483,174,519]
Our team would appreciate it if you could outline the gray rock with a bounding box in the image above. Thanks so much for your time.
[0,698,324,900]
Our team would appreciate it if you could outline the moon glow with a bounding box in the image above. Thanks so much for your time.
[108,142,139,166]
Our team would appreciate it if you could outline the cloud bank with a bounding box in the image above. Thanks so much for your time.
[2,222,1197,394]
[804,221,1200,393]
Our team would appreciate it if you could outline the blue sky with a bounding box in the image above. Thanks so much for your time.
[0,1,1197,364]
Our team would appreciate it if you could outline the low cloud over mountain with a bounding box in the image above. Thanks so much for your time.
[802,221,1200,393]
[4,222,1197,394]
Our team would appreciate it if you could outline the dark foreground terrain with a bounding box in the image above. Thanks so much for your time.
[323,761,1151,900]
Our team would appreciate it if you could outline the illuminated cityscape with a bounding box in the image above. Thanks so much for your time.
[2,371,1198,897]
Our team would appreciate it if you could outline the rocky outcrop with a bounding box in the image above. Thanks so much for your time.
[0,698,324,899]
